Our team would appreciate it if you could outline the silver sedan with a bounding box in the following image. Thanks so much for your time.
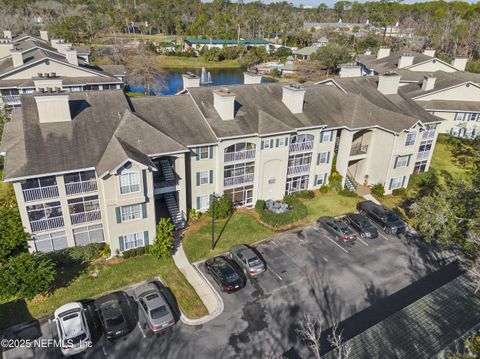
[229,244,266,278]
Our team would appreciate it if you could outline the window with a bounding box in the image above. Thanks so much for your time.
[199,171,210,185]
[389,176,405,190]
[224,185,254,206]
[224,161,255,179]
[288,153,312,167]
[121,204,143,222]
[320,130,333,143]
[197,195,210,210]
[455,112,465,121]
[21,176,57,191]
[64,170,97,195]
[64,170,96,184]
[34,230,68,253]
[198,146,210,160]
[405,132,416,146]
[73,224,104,246]
[261,139,272,149]
[394,155,411,168]
[291,134,314,143]
[414,160,428,174]
[119,172,140,194]
[451,127,461,137]
[68,195,100,215]
[285,175,309,195]
[317,152,330,165]
[27,202,63,223]
[122,232,144,251]
[468,113,479,122]
[315,173,328,186]
[226,142,254,153]
[419,140,433,153]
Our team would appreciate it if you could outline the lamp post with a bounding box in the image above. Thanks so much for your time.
[211,192,219,250]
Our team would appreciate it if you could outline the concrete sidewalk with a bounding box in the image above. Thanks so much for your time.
[172,243,224,325]
[362,193,381,204]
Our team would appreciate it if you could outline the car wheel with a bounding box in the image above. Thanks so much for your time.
[384,227,391,234]
[360,232,366,238]
[229,253,233,259]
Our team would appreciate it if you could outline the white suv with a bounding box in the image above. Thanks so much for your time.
[53,302,92,356]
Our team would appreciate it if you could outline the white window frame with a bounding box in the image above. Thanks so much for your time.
[121,204,143,222]
[455,112,465,121]
[315,173,328,186]
[199,195,210,210]
[122,232,144,251]
[198,146,209,160]
[199,170,210,186]
[119,172,141,194]
[389,176,405,190]
[395,155,410,168]
[73,224,104,246]
[318,151,330,164]
[262,139,271,149]
[320,130,332,143]
[405,132,416,147]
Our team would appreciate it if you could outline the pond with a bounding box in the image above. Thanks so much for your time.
[128,67,272,96]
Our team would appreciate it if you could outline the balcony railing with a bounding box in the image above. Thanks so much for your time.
[224,149,256,163]
[422,129,436,139]
[289,141,314,153]
[287,163,311,176]
[70,209,101,225]
[23,185,59,202]
[65,179,98,196]
[416,151,430,160]
[223,173,254,187]
[30,216,64,233]
[350,143,369,156]
[2,95,21,106]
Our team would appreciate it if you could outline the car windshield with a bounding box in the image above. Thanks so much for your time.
[361,220,372,228]
[145,293,159,301]
[105,313,124,328]
[386,212,399,221]
[248,258,262,266]
[69,332,87,345]
[340,227,353,235]
[224,270,239,283]
[151,305,169,319]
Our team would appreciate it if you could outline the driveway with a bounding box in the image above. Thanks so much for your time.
[2,223,460,359]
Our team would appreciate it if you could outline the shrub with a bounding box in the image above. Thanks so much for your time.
[150,218,175,259]
[338,189,357,197]
[0,252,56,300]
[44,243,105,268]
[371,183,385,197]
[207,193,234,220]
[188,208,201,222]
[292,190,315,199]
[255,200,265,214]
[100,243,111,258]
[260,195,308,228]
[328,171,343,192]
[122,245,150,259]
[319,185,330,193]
[392,188,407,197]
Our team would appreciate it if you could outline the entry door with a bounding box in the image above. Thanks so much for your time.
[244,188,253,205]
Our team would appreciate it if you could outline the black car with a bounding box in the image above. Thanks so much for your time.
[344,213,378,238]
[94,291,134,339]
[317,216,357,244]
[205,256,246,293]
[357,200,406,235]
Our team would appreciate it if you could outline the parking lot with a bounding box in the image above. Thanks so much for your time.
[2,220,460,359]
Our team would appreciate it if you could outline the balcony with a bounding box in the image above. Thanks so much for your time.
[287,163,311,176]
[224,173,254,187]
[289,141,314,153]
[30,216,64,233]
[422,129,436,139]
[2,94,21,106]
[224,149,256,163]
[65,179,98,196]
[70,210,101,225]
[350,143,368,156]
[23,185,59,202]
[416,151,430,160]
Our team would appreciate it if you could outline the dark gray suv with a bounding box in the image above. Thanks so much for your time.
[357,200,406,235]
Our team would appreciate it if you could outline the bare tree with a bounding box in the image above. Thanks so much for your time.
[328,322,352,359]
[296,314,322,359]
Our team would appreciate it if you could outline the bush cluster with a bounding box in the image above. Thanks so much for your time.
[338,189,357,197]
[150,218,175,260]
[257,195,308,228]
[44,243,105,267]
[255,199,265,214]
[207,194,234,220]
[319,185,330,193]
[188,208,201,222]
[122,245,150,259]
[392,188,407,197]
[291,190,315,199]
[371,183,385,197]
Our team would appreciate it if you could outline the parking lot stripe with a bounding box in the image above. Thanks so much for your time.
[268,267,284,281]
[358,237,369,246]
[323,257,328,262]
[271,240,302,267]
[377,231,390,241]
[137,322,147,338]
[313,227,349,254]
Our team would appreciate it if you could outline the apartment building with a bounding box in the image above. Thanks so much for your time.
[1,72,441,254]
[355,48,480,138]
[0,30,125,107]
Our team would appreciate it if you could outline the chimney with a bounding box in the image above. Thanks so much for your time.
[243,72,262,84]
[39,30,49,42]
[57,42,72,55]
[0,39,13,58]
[282,84,305,114]
[423,49,435,57]
[3,30,12,39]
[34,90,71,123]
[182,72,200,90]
[421,75,436,91]
[213,88,235,121]
[65,47,78,66]
[50,38,63,50]
[340,64,362,78]
[33,76,63,92]
[377,47,390,60]
[10,48,23,68]
[398,53,414,69]
[377,73,400,95]
[452,57,467,71]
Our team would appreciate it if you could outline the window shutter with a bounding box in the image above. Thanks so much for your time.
[209,194,213,203]
[116,207,122,224]
[142,203,147,219]
[144,231,149,246]
[195,148,199,161]
[317,154,320,165]
[324,173,328,183]
[394,157,398,169]
[209,146,213,159]
[406,155,411,167]
[209,170,213,184]
[285,137,289,146]
[196,172,200,186]
[401,176,406,187]
[389,179,393,190]
[276,139,279,147]
[326,152,330,164]
[261,140,264,150]
[270,139,274,148]
[119,236,124,252]
[196,197,200,210]
[314,175,318,186]
[320,132,323,143]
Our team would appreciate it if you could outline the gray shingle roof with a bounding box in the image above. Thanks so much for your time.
[357,51,435,74]
[417,100,480,112]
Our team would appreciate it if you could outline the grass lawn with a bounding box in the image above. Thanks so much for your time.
[183,212,273,263]
[155,55,241,69]
[430,137,468,179]
[303,192,363,222]
[0,255,207,330]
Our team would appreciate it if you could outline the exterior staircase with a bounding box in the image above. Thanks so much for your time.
[345,171,358,192]
[159,159,176,181]
[164,192,185,230]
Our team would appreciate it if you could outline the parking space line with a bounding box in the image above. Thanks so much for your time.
[268,267,283,281]
[323,257,328,262]
[313,227,349,254]
[358,237,369,246]
[137,322,146,338]
[377,231,390,241]
[271,240,302,267]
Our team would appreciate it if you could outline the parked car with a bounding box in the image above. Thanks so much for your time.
[357,200,406,235]
[94,292,132,340]
[229,244,266,278]
[133,283,175,333]
[343,213,378,238]
[205,256,246,293]
[53,302,92,357]
[317,216,357,244]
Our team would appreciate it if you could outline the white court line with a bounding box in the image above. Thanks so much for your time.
[268,267,284,281]
[313,227,349,254]
[357,237,369,246]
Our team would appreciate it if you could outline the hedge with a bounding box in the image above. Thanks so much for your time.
[258,195,308,228]
[122,245,151,259]
[43,243,105,268]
